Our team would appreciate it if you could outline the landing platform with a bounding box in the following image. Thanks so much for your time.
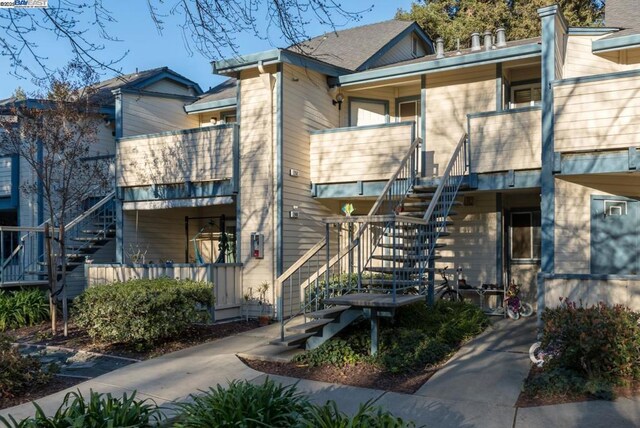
[0,280,49,288]
[324,293,424,308]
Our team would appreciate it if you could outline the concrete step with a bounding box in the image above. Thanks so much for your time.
[286,319,333,334]
[365,266,433,274]
[371,254,440,262]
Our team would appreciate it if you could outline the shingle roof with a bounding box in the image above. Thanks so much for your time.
[190,78,237,107]
[605,0,639,30]
[286,19,418,71]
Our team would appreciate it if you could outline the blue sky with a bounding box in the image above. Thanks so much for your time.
[0,1,414,96]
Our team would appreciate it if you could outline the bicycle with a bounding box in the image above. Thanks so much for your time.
[504,281,534,319]
[529,339,563,367]
[434,266,463,301]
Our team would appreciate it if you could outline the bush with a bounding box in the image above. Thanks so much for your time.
[294,301,489,373]
[533,299,640,393]
[0,334,51,400]
[0,289,49,331]
[174,379,310,427]
[174,379,417,428]
[74,278,214,346]
[0,390,162,427]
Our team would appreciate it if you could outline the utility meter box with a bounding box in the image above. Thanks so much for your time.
[251,232,264,259]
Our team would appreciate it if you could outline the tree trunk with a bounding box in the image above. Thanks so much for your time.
[45,223,57,335]
[59,224,68,337]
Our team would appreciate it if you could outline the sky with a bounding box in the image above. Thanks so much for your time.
[0,1,415,96]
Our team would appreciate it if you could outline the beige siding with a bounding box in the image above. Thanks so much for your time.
[555,15,566,80]
[372,34,428,68]
[117,126,235,187]
[282,64,339,273]
[238,67,277,301]
[310,123,415,183]
[426,65,496,171]
[436,193,498,285]
[121,93,199,137]
[94,122,116,156]
[554,75,640,152]
[145,80,197,97]
[544,278,640,311]
[563,35,632,78]
[19,157,37,227]
[469,109,541,173]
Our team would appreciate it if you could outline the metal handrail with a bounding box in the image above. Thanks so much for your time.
[277,137,422,340]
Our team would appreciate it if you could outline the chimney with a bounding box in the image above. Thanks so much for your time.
[496,28,507,48]
[484,30,493,51]
[471,33,481,51]
[436,38,445,59]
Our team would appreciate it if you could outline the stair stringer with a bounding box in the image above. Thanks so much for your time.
[305,308,364,350]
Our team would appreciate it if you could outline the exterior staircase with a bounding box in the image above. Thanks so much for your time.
[273,134,469,352]
[0,192,116,297]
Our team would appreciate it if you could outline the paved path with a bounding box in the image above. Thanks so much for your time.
[2,318,639,427]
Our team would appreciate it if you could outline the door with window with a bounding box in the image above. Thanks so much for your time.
[591,197,640,274]
[397,99,421,137]
[349,99,388,127]
[507,211,541,303]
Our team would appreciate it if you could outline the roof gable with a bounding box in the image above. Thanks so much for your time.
[287,20,433,72]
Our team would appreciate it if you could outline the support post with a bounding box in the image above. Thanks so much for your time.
[370,308,379,356]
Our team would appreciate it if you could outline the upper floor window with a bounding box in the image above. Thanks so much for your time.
[510,83,541,109]
[412,36,419,57]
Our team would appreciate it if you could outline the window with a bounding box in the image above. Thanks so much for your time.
[509,83,541,109]
[604,200,627,217]
[349,99,388,127]
[397,99,421,136]
[412,36,419,57]
[510,211,541,260]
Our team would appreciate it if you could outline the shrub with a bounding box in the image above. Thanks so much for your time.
[174,379,309,427]
[74,278,214,346]
[0,390,162,427]
[0,289,49,331]
[293,338,368,367]
[0,334,51,400]
[299,400,417,428]
[535,299,640,392]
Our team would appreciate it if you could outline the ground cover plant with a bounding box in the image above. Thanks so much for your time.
[74,278,214,348]
[293,300,489,374]
[0,290,49,331]
[0,334,52,403]
[522,299,640,402]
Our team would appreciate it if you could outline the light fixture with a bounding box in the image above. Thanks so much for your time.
[332,93,344,110]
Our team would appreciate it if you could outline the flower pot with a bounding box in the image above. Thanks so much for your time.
[258,314,271,326]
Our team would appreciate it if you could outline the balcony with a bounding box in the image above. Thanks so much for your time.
[554,71,640,153]
[467,107,541,174]
[116,124,238,191]
[309,122,416,184]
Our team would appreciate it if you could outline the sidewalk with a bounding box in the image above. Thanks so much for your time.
[2,318,639,427]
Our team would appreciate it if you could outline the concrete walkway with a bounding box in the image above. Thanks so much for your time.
[2,318,639,427]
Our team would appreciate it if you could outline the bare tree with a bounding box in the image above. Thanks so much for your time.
[0,61,111,335]
[1,0,371,80]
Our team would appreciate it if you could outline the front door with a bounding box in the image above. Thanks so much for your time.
[506,210,541,304]
[591,196,640,274]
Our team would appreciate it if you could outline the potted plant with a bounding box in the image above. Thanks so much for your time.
[257,281,271,326]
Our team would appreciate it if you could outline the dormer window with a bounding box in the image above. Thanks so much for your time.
[411,35,419,57]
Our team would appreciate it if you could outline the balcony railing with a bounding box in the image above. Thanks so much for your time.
[467,106,541,174]
[309,121,416,184]
[116,124,239,190]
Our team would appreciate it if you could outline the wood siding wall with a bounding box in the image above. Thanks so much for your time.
[563,35,633,78]
[238,67,277,300]
[554,75,640,152]
[469,108,541,173]
[373,34,428,68]
[544,277,640,311]
[426,65,496,171]
[436,193,498,285]
[281,64,338,274]
[121,93,199,137]
[116,126,235,187]
[310,123,415,183]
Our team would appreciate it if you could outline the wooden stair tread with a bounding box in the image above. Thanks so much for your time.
[307,305,350,319]
[286,319,333,334]
[269,332,315,347]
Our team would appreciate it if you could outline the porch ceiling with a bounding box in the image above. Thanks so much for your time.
[123,196,234,210]
[561,173,640,197]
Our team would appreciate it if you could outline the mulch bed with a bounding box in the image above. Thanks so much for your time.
[6,319,260,360]
[1,376,85,411]
[241,358,437,394]
[516,366,640,407]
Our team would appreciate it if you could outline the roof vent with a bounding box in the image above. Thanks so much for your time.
[436,38,445,59]
[471,33,481,51]
[484,30,493,51]
[496,28,507,48]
